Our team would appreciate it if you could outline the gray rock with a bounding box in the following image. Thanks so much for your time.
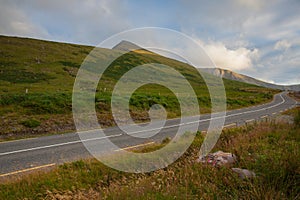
[197,151,237,167]
[232,168,256,179]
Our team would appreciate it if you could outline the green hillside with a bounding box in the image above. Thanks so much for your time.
[0,35,278,139]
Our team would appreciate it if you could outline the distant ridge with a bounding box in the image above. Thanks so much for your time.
[112,41,299,91]
[101,39,299,91]
[199,68,300,91]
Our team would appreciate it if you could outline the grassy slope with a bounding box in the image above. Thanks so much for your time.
[0,35,278,139]
[0,107,299,199]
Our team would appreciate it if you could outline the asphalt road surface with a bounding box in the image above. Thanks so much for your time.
[0,92,298,177]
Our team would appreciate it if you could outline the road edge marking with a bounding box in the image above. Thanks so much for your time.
[0,163,56,177]
[114,142,155,152]
[222,123,237,128]
[245,119,255,123]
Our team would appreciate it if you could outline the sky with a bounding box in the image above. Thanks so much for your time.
[0,0,299,85]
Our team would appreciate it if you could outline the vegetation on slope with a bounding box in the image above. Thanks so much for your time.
[0,35,278,139]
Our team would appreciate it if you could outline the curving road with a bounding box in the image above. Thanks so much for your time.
[0,92,298,177]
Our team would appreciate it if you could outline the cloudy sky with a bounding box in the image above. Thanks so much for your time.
[1,0,299,85]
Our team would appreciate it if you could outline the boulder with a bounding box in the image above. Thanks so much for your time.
[197,151,237,167]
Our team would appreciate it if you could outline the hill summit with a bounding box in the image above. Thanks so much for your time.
[112,40,143,51]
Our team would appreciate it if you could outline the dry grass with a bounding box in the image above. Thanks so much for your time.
[1,108,299,199]
[288,91,300,102]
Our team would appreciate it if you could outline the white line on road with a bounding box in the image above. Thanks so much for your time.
[0,134,122,156]
[0,93,289,157]
[133,93,286,133]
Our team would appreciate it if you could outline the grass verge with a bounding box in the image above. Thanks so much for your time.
[0,107,299,199]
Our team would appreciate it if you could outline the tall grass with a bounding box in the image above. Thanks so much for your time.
[0,108,299,199]
[294,110,300,127]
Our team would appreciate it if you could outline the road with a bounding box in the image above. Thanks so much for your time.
[0,92,298,177]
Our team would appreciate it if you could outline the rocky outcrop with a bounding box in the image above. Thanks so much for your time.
[198,150,256,180]
[200,68,300,91]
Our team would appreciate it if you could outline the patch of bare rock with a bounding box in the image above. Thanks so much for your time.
[197,150,256,179]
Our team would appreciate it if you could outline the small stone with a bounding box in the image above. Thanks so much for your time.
[232,168,256,179]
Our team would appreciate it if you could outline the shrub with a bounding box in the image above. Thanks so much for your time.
[295,110,300,127]
[0,93,72,114]
[162,137,171,144]
[21,119,41,128]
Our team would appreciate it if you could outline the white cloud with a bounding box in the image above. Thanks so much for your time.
[274,39,292,51]
[0,0,132,45]
[0,0,299,85]
[198,40,259,71]
[177,0,300,84]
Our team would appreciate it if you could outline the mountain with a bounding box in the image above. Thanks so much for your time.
[112,40,142,51]
[0,35,279,138]
[112,41,300,91]
[112,40,155,55]
[199,68,300,91]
